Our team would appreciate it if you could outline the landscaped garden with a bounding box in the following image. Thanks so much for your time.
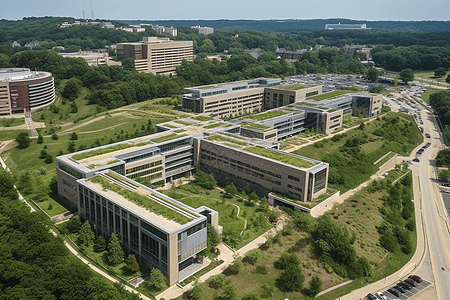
[293,112,423,193]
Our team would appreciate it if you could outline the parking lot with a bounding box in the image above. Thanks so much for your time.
[287,74,391,92]
[367,279,432,300]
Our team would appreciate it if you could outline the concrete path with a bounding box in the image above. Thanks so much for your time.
[155,213,289,300]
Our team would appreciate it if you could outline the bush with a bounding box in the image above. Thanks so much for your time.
[51,133,58,140]
[16,132,31,149]
[278,263,304,292]
[245,248,262,264]
[274,253,300,270]
[255,265,268,275]
[228,257,243,274]
[208,274,226,289]
[309,276,322,297]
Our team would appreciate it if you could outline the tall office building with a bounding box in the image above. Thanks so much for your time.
[116,37,193,75]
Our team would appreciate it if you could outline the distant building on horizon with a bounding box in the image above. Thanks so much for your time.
[325,22,367,30]
[191,25,214,35]
[116,37,193,75]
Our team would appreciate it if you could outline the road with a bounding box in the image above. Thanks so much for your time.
[414,105,450,300]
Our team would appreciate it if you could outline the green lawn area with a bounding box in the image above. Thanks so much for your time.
[245,146,316,168]
[0,118,25,127]
[421,88,440,104]
[414,70,448,83]
[162,184,271,250]
[375,151,396,167]
[151,133,187,143]
[192,116,214,121]
[0,129,28,141]
[246,110,287,121]
[307,90,350,101]
[275,84,312,90]
[33,194,69,217]
[293,112,423,193]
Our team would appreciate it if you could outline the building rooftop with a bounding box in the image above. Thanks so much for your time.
[0,68,52,82]
[245,110,287,121]
[244,146,317,169]
[83,171,198,230]
[272,84,313,91]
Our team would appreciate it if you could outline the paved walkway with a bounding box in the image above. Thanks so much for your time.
[155,214,289,300]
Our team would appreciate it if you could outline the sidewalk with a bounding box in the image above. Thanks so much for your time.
[156,215,289,300]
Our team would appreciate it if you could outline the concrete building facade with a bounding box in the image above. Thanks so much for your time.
[116,37,193,75]
[0,68,55,115]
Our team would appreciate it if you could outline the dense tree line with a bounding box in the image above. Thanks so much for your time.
[372,45,450,71]
[368,172,415,255]
[0,17,152,51]
[429,90,450,145]
[0,168,140,299]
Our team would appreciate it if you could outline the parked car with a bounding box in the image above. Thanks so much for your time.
[366,293,377,300]
[425,133,431,138]
[375,291,388,300]
[413,158,420,162]
[409,274,422,283]
[393,284,406,293]
[398,281,412,290]
[405,278,418,287]
[387,288,401,297]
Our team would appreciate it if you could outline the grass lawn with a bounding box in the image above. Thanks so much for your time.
[414,70,448,83]
[375,151,396,167]
[0,129,28,141]
[0,118,25,127]
[421,88,440,104]
[246,110,287,121]
[162,184,271,250]
[34,195,69,217]
[308,90,350,101]
[293,112,423,193]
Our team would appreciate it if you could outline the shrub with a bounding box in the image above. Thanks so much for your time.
[275,253,300,270]
[245,248,262,264]
[228,257,243,274]
[15,132,31,149]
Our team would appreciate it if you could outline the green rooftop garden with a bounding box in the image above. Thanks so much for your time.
[239,122,273,132]
[203,123,225,129]
[300,102,318,107]
[174,120,192,126]
[221,132,246,140]
[274,84,312,91]
[328,108,338,113]
[246,110,287,121]
[151,133,187,143]
[192,116,214,121]
[162,123,177,128]
[174,129,187,133]
[244,146,316,168]
[206,135,248,146]
[72,143,146,160]
[88,176,191,224]
[196,85,216,90]
[308,90,350,101]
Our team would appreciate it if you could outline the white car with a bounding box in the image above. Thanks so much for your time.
[375,292,388,300]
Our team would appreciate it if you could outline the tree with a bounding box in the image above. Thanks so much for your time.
[275,253,300,270]
[77,221,95,249]
[190,283,203,300]
[65,217,82,233]
[44,154,54,164]
[94,235,106,252]
[436,148,450,166]
[309,276,322,297]
[194,170,217,189]
[70,101,78,113]
[439,169,450,182]
[51,133,58,140]
[37,134,43,144]
[366,67,381,82]
[15,131,31,148]
[228,256,243,274]
[145,268,167,291]
[279,263,304,292]
[108,233,124,265]
[49,175,58,194]
[62,77,82,101]
[207,224,220,249]
[399,68,414,84]
[70,132,78,140]
[245,248,262,264]
[221,285,237,300]
[126,254,140,273]
[39,149,48,159]
[0,168,18,200]
[68,141,76,153]
[243,183,251,195]
[434,67,447,78]
[224,183,238,197]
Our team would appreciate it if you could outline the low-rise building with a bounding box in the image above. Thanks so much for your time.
[59,51,120,67]
[191,25,214,35]
[325,22,367,30]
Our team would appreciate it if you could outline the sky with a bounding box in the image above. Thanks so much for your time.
[1,0,449,21]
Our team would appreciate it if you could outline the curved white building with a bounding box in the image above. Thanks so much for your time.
[0,68,55,115]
